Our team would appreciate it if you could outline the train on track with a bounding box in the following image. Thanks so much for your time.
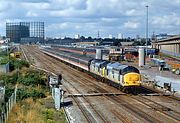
[41,47,141,93]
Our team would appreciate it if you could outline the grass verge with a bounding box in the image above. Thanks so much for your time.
[7,97,67,123]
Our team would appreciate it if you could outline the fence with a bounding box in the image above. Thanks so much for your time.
[0,87,17,123]
[0,63,9,73]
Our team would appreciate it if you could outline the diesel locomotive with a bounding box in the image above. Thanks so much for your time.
[42,47,141,92]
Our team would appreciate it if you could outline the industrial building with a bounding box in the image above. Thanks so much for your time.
[6,22,44,44]
[152,35,180,57]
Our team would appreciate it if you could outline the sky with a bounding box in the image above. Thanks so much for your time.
[0,0,180,38]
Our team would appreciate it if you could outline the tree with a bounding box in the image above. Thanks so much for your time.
[80,36,85,41]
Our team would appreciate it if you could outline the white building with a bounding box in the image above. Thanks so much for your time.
[118,33,123,39]
[108,34,113,39]
[75,34,80,39]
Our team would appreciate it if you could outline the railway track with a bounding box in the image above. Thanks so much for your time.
[71,72,179,122]
[70,75,162,122]
[63,78,109,123]
[22,46,139,122]
[130,96,180,122]
[111,109,131,123]
[21,45,180,123]
[22,46,110,123]
[53,56,179,116]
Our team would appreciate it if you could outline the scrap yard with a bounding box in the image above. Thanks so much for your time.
[21,45,180,123]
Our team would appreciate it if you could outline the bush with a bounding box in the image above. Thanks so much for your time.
[0,56,9,65]
[0,51,8,57]
[10,59,29,70]
[1,66,47,103]
[44,109,54,120]
[0,69,47,86]
[16,88,46,101]
[0,73,18,85]
[17,70,46,86]
[5,86,15,102]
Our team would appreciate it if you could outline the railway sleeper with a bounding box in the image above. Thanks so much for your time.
[67,93,126,97]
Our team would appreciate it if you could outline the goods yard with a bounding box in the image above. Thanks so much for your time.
[20,45,180,123]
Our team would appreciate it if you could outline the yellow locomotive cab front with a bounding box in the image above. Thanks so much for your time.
[123,73,141,86]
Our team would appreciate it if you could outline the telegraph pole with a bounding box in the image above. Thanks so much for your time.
[146,5,149,57]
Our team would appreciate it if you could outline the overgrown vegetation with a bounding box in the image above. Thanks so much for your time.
[7,98,67,123]
[0,68,48,102]
[0,56,9,65]
[16,88,46,101]
[43,108,66,123]
[17,69,46,86]
[0,50,8,57]
[0,49,66,123]
[10,59,29,70]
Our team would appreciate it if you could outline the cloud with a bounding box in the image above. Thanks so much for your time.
[21,0,87,11]
[13,0,50,3]
[125,9,143,16]
[21,2,50,10]
[0,1,11,12]
[0,20,5,28]
[49,23,69,30]
[0,0,179,37]
[101,18,119,22]
[123,21,139,29]
[151,13,180,27]
[26,11,38,17]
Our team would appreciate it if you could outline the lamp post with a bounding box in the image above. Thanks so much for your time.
[146,5,149,57]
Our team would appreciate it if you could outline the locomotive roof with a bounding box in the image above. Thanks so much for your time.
[107,62,139,73]
[95,60,110,67]
[107,62,122,70]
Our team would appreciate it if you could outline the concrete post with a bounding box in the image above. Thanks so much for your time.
[167,45,171,52]
[54,88,61,110]
[172,45,174,56]
[176,44,179,54]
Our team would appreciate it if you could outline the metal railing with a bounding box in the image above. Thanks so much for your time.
[0,87,17,123]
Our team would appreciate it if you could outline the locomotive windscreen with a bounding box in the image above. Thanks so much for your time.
[121,66,139,75]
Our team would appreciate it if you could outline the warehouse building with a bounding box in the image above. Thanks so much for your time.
[152,35,180,57]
